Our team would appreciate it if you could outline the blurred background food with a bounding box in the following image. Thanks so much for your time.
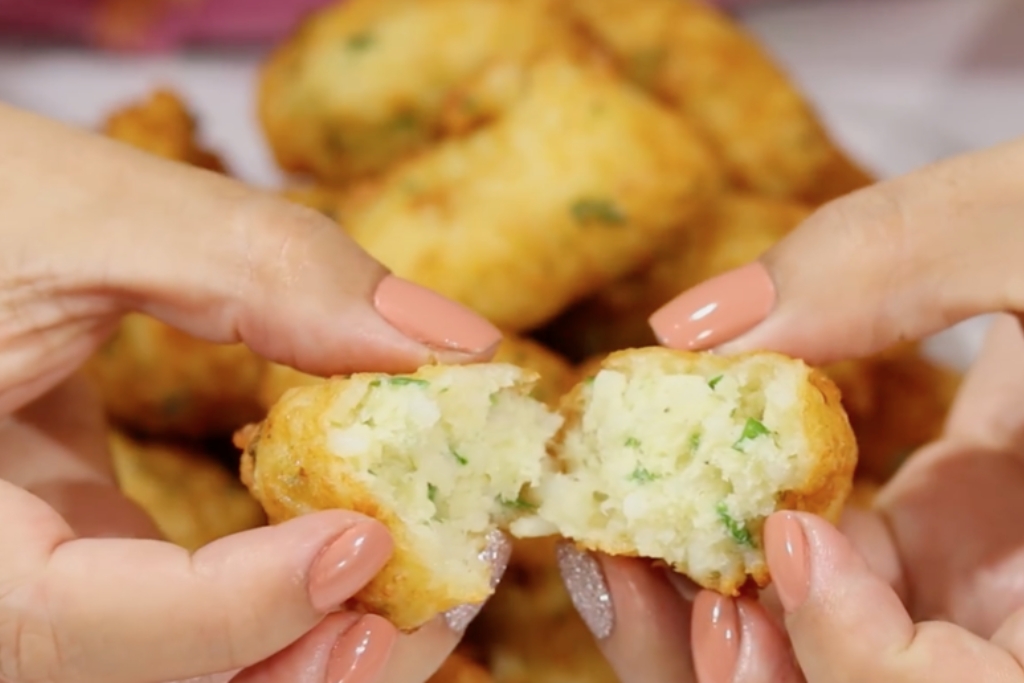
[78,0,965,679]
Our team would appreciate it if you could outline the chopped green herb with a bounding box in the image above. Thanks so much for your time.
[708,375,723,389]
[449,447,468,465]
[489,393,499,406]
[499,495,537,511]
[570,198,627,226]
[584,376,596,385]
[389,376,429,387]
[625,436,641,448]
[346,32,375,51]
[717,503,754,547]
[427,483,439,503]
[389,112,419,132]
[733,418,772,451]
[369,379,382,388]
[689,431,702,451]
[628,465,659,483]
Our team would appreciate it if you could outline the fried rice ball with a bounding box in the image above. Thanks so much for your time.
[257,334,576,412]
[343,55,722,331]
[108,431,266,551]
[536,193,811,360]
[566,0,873,203]
[84,314,266,439]
[237,363,563,631]
[517,348,857,595]
[102,88,227,172]
[259,0,589,182]
[428,652,496,683]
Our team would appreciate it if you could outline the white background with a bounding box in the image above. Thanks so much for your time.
[2,0,1020,370]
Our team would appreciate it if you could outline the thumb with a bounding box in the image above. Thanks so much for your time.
[648,136,1024,362]
[1,104,501,412]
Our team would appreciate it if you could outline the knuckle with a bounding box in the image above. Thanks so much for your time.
[0,582,63,683]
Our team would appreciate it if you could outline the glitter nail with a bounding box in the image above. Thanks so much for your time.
[556,542,614,639]
[443,530,512,632]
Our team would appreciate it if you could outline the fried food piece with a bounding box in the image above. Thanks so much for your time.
[345,56,722,330]
[257,333,576,412]
[518,348,857,595]
[108,430,266,551]
[851,346,961,481]
[567,0,873,203]
[259,0,589,182]
[428,652,496,683]
[102,88,227,172]
[84,314,266,438]
[238,363,563,631]
[468,536,619,683]
[537,193,810,360]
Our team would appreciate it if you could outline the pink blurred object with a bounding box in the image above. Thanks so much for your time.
[0,0,756,51]
[0,0,337,50]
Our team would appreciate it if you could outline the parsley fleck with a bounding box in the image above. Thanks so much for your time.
[388,377,429,387]
[499,495,537,511]
[628,465,659,483]
[346,32,375,51]
[449,447,468,465]
[689,431,702,451]
[717,503,754,547]
[625,436,641,448]
[733,418,772,451]
[570,198,627,226]
[427,483,439,503]
[584,376,596,385]
[708,375,723,389]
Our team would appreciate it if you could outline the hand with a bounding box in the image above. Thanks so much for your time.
[553,136,1024,682]
[0,103,503,683]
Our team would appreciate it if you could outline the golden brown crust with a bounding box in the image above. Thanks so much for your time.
[102,88,228,172]
[85,314,266,439]
[552,347,858,596]
[109,431,266,551]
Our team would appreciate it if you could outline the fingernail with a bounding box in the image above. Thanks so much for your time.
[556,542,614,639]
[692,592,740,683]
[765,512,811,612]
[325,615,396,683]
[309,523,393,613]
[444,530,512,632]
[648,262,776,351]
[373,275,502,354]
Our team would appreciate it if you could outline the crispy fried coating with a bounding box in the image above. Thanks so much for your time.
[468,536,619,683]
[108,430,266,551]
[102,88,228,172]
[238,364,562,631]
[84,314,266,438]
[259,0,590,182]
[428,652,496,683]
[342,56,722,330]
[566,0,873,203]
[537,193,810,360]
[257,333,576,412]
[522,348,857,595]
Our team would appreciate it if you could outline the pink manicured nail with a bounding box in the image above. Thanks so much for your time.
[692,592,740,683]
[649,262,776,351]
[325,615,396,683]
[373,275,502,354]
[765,513,811,612]
[308,524,393,613]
